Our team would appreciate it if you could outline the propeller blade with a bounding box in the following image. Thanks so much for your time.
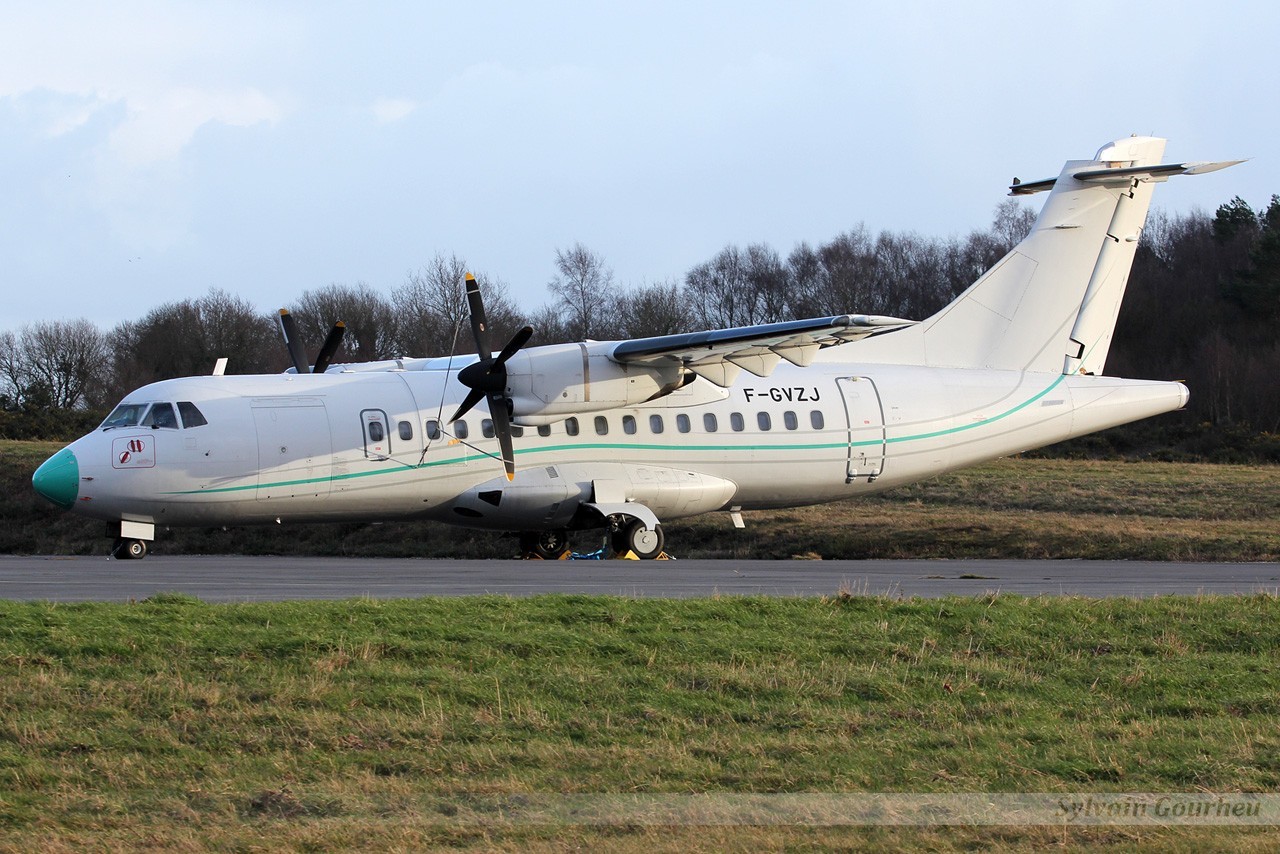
[278,309,310,374]
[487,392,517,481]
[449,387,486,425]
[453,273,533,480]
[464,273,492,361]
[313,321,346,374]
[494,325,533,368]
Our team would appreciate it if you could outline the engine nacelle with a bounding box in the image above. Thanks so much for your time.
[502,342,684,425]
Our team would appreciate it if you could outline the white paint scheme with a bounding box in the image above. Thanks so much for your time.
[31,137,1236,557]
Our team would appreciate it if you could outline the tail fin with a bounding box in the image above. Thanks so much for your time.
[854,137,1241,374]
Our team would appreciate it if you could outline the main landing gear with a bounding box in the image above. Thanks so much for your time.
[610,518,665,560]
[519,519,669,560]
[519,529,571,560]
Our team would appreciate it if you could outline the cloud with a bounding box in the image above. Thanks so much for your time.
[107,86,281,165]
[371,97,418,124]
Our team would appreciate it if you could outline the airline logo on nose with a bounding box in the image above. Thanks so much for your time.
[112,436,156,469]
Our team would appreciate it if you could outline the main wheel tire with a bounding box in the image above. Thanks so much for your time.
[619,520,664,560]
[523,529,568,560]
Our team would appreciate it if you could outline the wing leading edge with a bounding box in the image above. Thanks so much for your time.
[610,314,916,386]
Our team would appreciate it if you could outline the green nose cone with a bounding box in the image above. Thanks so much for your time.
[32,447,79,509]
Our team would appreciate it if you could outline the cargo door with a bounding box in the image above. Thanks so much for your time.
[836,376,886,483]
[253,397,332,500]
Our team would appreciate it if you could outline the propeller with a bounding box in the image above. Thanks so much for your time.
[448,273,533,481]
[313,321,346,374]
[277,309,346,374]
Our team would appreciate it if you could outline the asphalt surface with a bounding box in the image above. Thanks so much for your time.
[2,555,1278,602]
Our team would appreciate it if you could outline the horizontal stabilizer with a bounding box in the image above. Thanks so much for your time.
[1011,159,1244,195]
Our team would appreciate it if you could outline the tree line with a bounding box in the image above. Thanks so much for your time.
[2,194,1277,450]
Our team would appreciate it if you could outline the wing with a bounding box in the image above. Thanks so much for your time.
[610,314,916,386]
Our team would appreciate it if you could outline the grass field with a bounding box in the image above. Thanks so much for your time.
[1,594,1280,851]
[5,440,1278,560]
[5,440,1279,849]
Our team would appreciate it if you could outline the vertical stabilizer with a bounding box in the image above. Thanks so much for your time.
[1059,136,1165,375]
[847,137,1240,375]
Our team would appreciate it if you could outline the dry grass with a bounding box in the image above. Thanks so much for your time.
[6,440,1278,560]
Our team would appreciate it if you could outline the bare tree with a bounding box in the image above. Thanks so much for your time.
[293,282,398,362]
[0,320,111,409]
[619,280,689,338]
[788,229,878,318]
[107,289,278,397]
[392,255,524,356]
[990,198,1037,254]
[548,243,617,340]
[0,330,22,407]
[526,303,574,347]
[685,245,753,329]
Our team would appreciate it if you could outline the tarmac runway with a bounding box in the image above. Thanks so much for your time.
[1,555,1278,602]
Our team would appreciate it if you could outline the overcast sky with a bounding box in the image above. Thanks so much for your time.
[2,1,1275,332]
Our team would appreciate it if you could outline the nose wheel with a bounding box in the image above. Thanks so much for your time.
[112,538,149,560]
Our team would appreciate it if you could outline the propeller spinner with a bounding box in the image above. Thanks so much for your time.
[449,273,533,481]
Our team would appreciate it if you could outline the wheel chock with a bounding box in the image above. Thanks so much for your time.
[519,548,573,560]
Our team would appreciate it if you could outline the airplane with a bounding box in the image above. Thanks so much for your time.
[32,136,1241,560]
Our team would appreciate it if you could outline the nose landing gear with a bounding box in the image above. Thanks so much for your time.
[112,538,149,560]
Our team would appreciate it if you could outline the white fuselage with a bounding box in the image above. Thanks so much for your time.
[56,360,1186,533]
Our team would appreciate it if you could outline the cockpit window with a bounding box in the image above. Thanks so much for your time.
[178,401,208,428]
[101,403,148,429]
[142,403,179,429]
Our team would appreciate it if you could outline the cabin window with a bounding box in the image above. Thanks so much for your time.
[482,419,495,439]
[565,417,579,436]
[757,412,772,431]
[649,414,664,434]
[676,413,691,433]
[511,425,524,438]
[595,416,609,436]
[538,424,552,437]
[453,420,469,439]
[398,420,413,440]
[730,412,744,432]
[426,420,441,440]
[622,415,637,435]
[142,403,179,429]
[784,410,799,431]
[703,413,718,432]
[368,420,385,442]
[177,401,208,428]
[810,410,824,430]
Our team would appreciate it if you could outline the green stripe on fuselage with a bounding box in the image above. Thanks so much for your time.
[164,375,1065,496]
